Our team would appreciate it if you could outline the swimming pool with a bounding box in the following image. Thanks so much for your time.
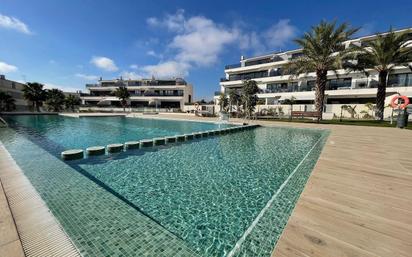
[0,115,328,257]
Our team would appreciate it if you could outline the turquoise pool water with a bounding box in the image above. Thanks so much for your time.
[4,115,232,149]
[0,115,328,257]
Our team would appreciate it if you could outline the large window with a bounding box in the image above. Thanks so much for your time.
[388,73,412,87]
[229,71,268,81]
[326,78,352,90]
[266,82,298,93]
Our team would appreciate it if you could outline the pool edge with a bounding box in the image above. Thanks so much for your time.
[0,143,82,257]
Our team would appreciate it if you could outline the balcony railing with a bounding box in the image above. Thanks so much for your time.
[225,63,241,69]
[85,84,99,88]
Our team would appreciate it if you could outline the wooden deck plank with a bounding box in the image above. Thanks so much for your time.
[269,123,412,257]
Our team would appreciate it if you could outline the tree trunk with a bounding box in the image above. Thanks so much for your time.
[35,101,40,112]
[315,69,327,122]
[376,71,388,121]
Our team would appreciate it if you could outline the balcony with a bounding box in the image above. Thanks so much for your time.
[86,84,99,88]
[225,63,241,69]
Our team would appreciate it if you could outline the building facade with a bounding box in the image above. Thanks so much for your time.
[81,77,193,111]
[0,75,30,111]
[217,29,412,118]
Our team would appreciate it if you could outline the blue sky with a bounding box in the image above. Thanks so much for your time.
[1,0,411,100]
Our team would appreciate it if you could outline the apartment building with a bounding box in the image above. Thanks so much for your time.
[217,28,412,118]
[0,75,30,111]
[81,77,193,111]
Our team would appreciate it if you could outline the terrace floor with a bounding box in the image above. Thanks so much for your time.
[1,113,411,257]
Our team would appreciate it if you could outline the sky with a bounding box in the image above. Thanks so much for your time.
[1,0,412,100]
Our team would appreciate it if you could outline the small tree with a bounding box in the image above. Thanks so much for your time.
[22,82,46,112]
[45,89,66,112]
[65,94,81,112]
[228,90,240,117]
[114,86,130,112]
[342,105,357,119]
[241,79,259,119]
[283,96,296,120]
[0,92,16,111]
[364,102,375,117]
[218,92,228,112]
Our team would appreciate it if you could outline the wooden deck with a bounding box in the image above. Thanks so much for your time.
[269,124,412,257]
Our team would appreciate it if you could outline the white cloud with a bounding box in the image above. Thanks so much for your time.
[264,19,297,48]
[147,9,185,32]
[0,14,32,34]
[141,61,190,78]
[145,10,239,77]
[239,32,266,54]
[170,16,238,66]
[90,56,118,71]
[145,10,298,77]
[120,71,142,80]
[129,64,139,69]
[0,61,18,73]
[75,73,99,81]
[146,50,163,59]
[44,83,82,93]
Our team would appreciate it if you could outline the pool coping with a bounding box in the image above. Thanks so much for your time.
[0,143,81,257]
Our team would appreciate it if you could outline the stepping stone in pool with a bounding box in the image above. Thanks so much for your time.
[61,149,84,160]
[125,141,140,150]
[107,144,124,153]
[86,146,105,156]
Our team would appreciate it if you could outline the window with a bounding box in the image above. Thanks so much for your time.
[388,73,412,87]
[229,70,268,81]
[327,78,352,90]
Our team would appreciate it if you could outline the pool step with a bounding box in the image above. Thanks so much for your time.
[61,124,260,160]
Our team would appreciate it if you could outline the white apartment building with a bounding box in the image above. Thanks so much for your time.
[81,77,193,111]
[217,28,412,119]
[0,75,30,111]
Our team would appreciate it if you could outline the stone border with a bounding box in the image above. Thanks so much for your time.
[0,143,81,257]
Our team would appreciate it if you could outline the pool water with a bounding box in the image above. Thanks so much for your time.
[4,115,233,149]
[0,115,328,257]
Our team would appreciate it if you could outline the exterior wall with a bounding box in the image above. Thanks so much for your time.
[81,78,194,111]
[0,75,30,111]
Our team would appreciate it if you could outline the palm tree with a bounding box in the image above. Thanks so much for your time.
[114,86,130,112]
[65,94,81,112]
[22,82,46,112]
[228,90,240,116]
[0,92,16,112]
[45,89,66,112]
[285,21,358,121]
[241,79,259,119]
[218,92,228,112]
[344,29,412,120]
